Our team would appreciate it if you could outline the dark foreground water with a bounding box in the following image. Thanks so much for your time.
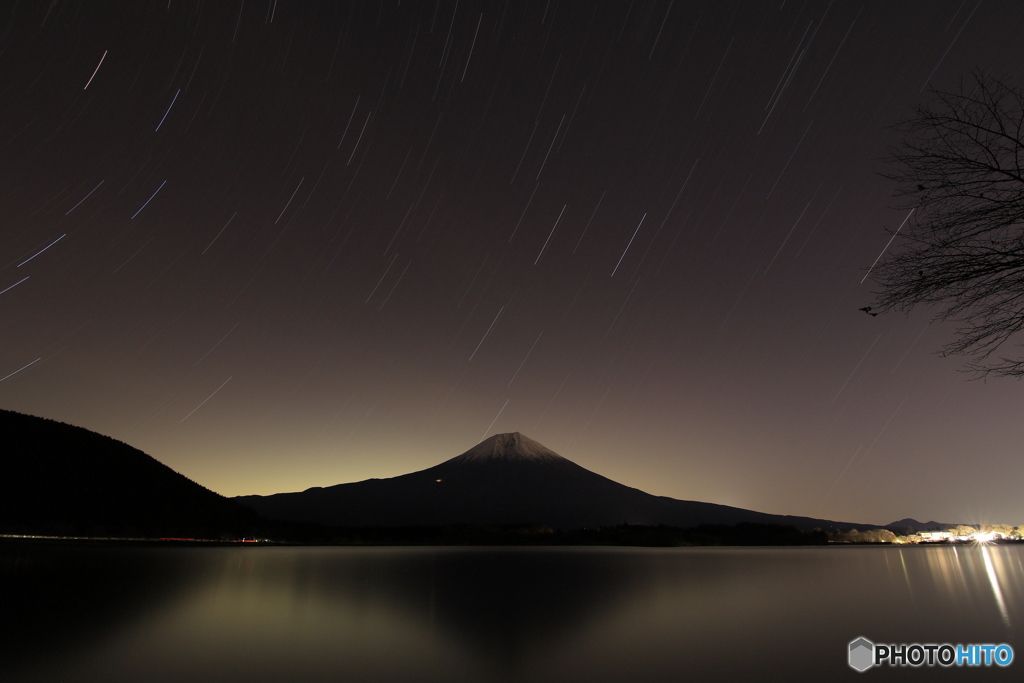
[2,542,1022,682]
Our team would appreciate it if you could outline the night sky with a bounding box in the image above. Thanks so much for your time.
[3,0,1023,526]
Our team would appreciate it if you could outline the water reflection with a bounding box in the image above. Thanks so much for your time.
[3,543,1023,682]
[917,542,1021,628]
[981,545,1011,626]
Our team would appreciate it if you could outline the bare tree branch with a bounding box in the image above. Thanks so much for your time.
[871,71,1024,377]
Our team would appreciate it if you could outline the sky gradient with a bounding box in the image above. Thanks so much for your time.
[3,0,1023,526]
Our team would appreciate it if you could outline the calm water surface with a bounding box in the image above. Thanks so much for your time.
[3,542,1022,681]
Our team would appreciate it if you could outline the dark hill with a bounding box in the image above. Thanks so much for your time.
[886,518,961,533]
[0,409,258,538]
[237,432,876,532]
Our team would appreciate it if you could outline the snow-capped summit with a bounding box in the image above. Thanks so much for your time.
[449,432,567,464]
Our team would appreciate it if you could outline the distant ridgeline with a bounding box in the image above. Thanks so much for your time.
[0,409,259,539]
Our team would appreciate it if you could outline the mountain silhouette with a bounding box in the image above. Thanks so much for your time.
[237,432,873,531]
[886,518,962,533]
[0,409,258,538]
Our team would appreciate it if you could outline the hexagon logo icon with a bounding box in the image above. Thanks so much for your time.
[849,637,875,672]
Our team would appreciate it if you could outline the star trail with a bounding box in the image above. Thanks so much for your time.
[2,0,1023,525]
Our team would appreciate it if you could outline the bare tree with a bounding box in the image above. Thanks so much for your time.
[870,71,1024,377]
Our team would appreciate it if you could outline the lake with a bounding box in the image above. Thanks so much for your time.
[3,542,1021,681]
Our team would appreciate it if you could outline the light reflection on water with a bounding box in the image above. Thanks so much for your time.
[3,543,1023,681]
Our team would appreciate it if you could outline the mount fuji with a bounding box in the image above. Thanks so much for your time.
[236,432,872,532]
